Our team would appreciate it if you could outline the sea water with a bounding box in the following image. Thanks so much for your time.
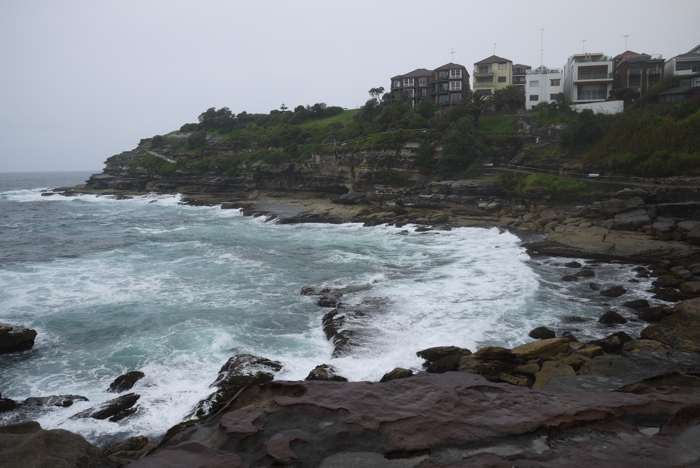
[0,171,663,446]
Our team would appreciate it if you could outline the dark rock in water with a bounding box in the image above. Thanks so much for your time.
[600,286,627,297]
[561,275,578,282]
[320,298,390,358]
[300,284,334,296]
[416,346,471,363]
[415,226,433,232]
[562,316,587,323]
[641,297,700,353]
[316,294,341,308]
[599,311,628,325]
[0,323,37,354]
[427,354,462,373]
[589,282,601,291]
[107,371,145,393]
[652,288,685,302]
[564,261,582,268]
[528,327,555,339]
[0,421,115,468]
[562,331,580,342]
[305,364,347,382]
[652,274,683,288]
[458,346,520,377]
[636,305,673,323]
[380,368,414,383]
[622,299,650,309]
[576,269,595,278]
[190,354,282,419]
[73,393,140,422]
[22,395,88,409]
[590,332,633,353]
[0,398,18,412]
[147,372,700,468]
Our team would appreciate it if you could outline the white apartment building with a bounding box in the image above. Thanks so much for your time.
[525,65,564,109]
[563,53,614,103]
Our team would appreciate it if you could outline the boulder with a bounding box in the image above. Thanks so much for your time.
[532,361,575,390]
[0,398,18,412]
[613,209,652,231]
[528,327,555,340]
[680,281,700,295]
[589,282,601,291]
[636,305,673,323]
[0,323,37,354]
[427,354,462,373]
[305,364,348,382]
[21,395,88,409]
[687,224,700,245]
[622,299,650,309]
[617,371,700,392]
[641,297,700,353]
[0,421,115,468]
[332,193,367,205]
[599,197,644,216]
[107,371,145,393]
[600,286,627,297]
[416,346,471,363]
[576,269,595,278]
[652,274,683,288]
[573,345,606,359]
[561,275,578,282]
[380,368,414,383]
[622,339,669,354]
[590,332,633,353]
[316,294,342,308]
[559,354,592,372]
[511,338,570,361]
[512,363,540,375]
[458,347,519,376]
[73,393,140,422]
[104,435,154,464]
[598,310,628,325]
[564,261,582,268]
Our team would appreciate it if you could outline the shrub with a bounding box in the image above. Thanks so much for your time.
[151,135,164,148]
[381,170,410,187]
[186,130,207,150]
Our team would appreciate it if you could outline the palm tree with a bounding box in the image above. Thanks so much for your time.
[469,92,492,126]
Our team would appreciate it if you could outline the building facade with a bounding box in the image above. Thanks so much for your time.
[525,66,564,109]
[612,51,664,95]
[664,45,700,88]
[390,63,470,107]
[563,53,614,103]
[512,64,531,87]
[473,55,513,95]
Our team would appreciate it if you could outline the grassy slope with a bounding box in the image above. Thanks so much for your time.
[299,109,359,127]
[474,116,516,133]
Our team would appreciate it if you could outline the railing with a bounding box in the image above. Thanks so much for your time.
[648,69,661,75]
[474,70,495,75]
[526,69,563,74]
[474,83,493,88]
[575,72,612,80]
[576,90,607,100]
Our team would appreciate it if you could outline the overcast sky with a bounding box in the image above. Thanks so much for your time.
[1,0,698,172]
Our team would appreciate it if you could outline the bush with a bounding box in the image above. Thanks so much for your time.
[380,170,410,187]
[151,135,164,148]
[438,118,484,178]
[559,109,608,152]
[186,130,207,150]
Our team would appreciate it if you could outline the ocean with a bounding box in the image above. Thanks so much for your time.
[0,171,662,447]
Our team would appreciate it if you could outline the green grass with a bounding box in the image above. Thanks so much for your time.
[299,109,359,127]
[474,116,516,133]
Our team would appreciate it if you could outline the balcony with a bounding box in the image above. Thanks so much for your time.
[474,83,493,88]
[575,72,612,81]
[648,69,661,75]
[474,70,495,75]
[628,69,642,75]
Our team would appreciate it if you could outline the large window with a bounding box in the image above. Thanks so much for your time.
[550,79,561,86]
[407,89,415,97]
[578,84,607,100]
[478,66,491,74]
[393,80,400,88]
[476,77,492,83]
[530,81,539,87]
[451,94,462,103]
[450,69,462,79]
[498,63,507,70]
[419,78,427,86]
[530,95,539,101]
[677,61,700,71]
[550,94,558,100]
[450,81,462,91]
[403,78,414,86]
[498,76,506,83]
[421,89,427,96]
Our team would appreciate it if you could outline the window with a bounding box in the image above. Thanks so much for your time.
[439,72,449,80]
[476,77,492,83]
[498,76,506,83]
[419,78,427,86]
[450,69,462,79]
[451,94,462,103]
[407,89,415,97]
[550,94,558,100]
[530,95,539,101]
[530,81,539,87]
[421,89,427,96]
[478,66,491,74]
[498,63,507,70]
[550,79,561,86]
[403,78,414,86]
[450,81,462,91]
[393,81,400,88]
[439,95,449,103]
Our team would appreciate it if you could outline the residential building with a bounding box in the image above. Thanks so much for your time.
[390,63,469,107]
[473,55,512,96]
[664,45,700,88]
[658,86,700,104]
[612,50,664,95]
[563,52,614,103]
[525,65,564,109]
[512,64,531,87]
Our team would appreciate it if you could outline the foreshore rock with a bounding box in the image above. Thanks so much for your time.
[0,322,37,354]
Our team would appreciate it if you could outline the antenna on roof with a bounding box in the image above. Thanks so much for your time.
[582,39,586,53]
[623,34,630,50]
[540,29,545,67]
[494,43,497,55]
[451,48,455,62]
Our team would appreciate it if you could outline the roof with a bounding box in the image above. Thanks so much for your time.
[614,50,641,59]
[475,55,511,65]
[513,64,531,69]
[391,68,432,80]
[658,86,700,96]
[688,44,700,54]
[673,52,700,61]
[434,62,466,70]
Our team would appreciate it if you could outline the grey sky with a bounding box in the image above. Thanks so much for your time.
[1,0,698,172]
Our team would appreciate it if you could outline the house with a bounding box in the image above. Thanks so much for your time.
[562,52,614,103]
[473,55,512,96]
[664,45,700,88]
[390,63,470,107]
[658,86,700,104]
[512,64,531,87]
[525,65,564,109]
[612,50,664,95]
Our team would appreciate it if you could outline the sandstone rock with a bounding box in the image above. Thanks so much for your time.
[497,372,528,387]
[652,288,685,302]
[511,338,570,361]
[528,326,555,339]
[73,393,140,422]
[512,363,540,375]
[688,224,700,245]
[652,274,683,288]
[600,285,627,297]
[613,188,647,200]
[21,395,88,409]
[622,339,669,354]
[590,332,633,354]
[560,353,592,372]
[316,293,341,307]
[104,435,153,464]
[458,347,519,376]
[305,364,348,382]
[427,354,462,373]
[0,421,115,468]
[599,310,628,325]
[332,193,367,205]
[0,323,37,354]
[573,345,606,359]
[680,281,700,295]
[416,346,471,363]
[641,297,700,353]
[532,361,575,390]
[599,197,644,216]
[380,368,414,383]
[613,209,652,231]
[107,371,145,393]
[617,371,700,393]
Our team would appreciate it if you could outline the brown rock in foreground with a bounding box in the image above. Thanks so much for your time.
[642,297,700,353]
[132,372,700,468]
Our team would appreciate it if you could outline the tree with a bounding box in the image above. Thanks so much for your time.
[186,130,207,150]
[415,140,435,173]
[439,117,484,178]
[151,135,164,148]
[369,87,385,100]
[503,85,525,110]
[280,103,288,112]
[492,89,507,111]
[469,92,492,126]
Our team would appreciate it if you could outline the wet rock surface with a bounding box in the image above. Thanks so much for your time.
[107,370,145,393]
[0,322,37,354]
[304,364,348,382]
[130,372,700,468]
[73,393,140,422]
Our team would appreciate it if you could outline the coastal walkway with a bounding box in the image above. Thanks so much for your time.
[147,150,176,164]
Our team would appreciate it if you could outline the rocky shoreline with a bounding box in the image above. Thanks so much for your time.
[5,175,700,466]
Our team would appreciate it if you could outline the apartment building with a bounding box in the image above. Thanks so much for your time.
[612,51,664,95]
[512,64,531,87]
[390,63,470,106]
[525,65,564,109]
[563,53,614,103]
[473,55,512,95]
[664,45,700,88]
